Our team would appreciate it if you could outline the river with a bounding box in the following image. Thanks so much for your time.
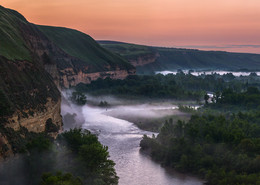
[61,95,203,185]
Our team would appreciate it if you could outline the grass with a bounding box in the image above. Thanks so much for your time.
[37,26,135,72]
[0,6,31,61]
[98,41,154,59]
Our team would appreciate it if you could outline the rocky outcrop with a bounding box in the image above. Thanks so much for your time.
[5,98,62,133]
[128,52,159,67]
[0,98,62,161]
[0,134,13,160]
[0,55,62,159]
[44,64,61,88]
[60,68,136,88]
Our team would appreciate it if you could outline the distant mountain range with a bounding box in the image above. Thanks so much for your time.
[98,41,260,74]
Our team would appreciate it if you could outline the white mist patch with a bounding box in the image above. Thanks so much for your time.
[104,103,182,124]
[61,91,85,130]
[81,105,135,134]
[156,70,260,76]
[85,94,125,105]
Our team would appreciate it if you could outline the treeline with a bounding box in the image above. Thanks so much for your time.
[172,72,244,92]
[0,128,118,185]
[75,75,202,100]
[207,87,260,111]
[74,73,254,101]
[140,113,260,185]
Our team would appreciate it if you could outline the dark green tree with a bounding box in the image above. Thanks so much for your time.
[71,92,87,105]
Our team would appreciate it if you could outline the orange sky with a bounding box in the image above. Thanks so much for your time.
[2,0,260,53]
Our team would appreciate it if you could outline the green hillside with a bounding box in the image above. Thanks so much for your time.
[98,41,154,59]
[0,6,31,61]
[99,41,260,73]
[0,5,135,117]
[0,6,60,118]
[37,26,134,72]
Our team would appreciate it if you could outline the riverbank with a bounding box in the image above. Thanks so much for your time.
[104,105,191,132]
[79,94,196,132]
[61,93,204,185]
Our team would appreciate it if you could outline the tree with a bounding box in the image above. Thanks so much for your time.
[71,92,87,105]
[58,129,119,185]
[40,172,82,185]
[204,94,210,104]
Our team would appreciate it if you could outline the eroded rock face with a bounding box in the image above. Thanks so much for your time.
[0,98,62,161]
[6,98,62,133]
[60,68,136,88]
[128,52,159,67]
[0,55,62,160]
[0,97,62,160]
[0,134,13,161]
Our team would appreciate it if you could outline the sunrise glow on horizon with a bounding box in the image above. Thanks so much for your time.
[2,0,260,53]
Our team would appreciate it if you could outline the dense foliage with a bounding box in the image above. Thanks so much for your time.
[41,172,83,185]
[70,91,87,105]
[57,129,118,185]
[0,128,118,185]
[75,74,204,100]
[207,87,260,111]
[75,73,260,101]
[140,114,260,185]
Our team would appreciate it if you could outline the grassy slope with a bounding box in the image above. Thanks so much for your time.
[37,26,134,71]
[98,41,154,59]
[0,6,31,61]
[99,41,260,72]
[0,6,59,118]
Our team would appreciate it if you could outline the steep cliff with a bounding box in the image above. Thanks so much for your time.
[0,56,62,159]
[0,6,64,159]
[60,68,135,88]
[37,25,135,87]
[0,5,135,159]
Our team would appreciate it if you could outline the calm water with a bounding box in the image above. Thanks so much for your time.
[157,70,260,76]
[62,98,203,185]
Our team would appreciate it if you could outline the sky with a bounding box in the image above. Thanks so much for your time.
[2,0,260,53]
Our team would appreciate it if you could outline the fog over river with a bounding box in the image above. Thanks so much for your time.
[157,70,260,76]
[61,92,203,185]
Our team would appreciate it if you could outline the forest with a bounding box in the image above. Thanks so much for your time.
[75,72,260,101]
[206,87,260,111]
[140,113,260,185]
[137,74,260,185]
[0,128,118,185]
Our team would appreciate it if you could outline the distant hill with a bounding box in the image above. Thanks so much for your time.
[98,41,260,74]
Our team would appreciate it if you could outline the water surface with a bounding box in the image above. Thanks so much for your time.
[62,99,203,185]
